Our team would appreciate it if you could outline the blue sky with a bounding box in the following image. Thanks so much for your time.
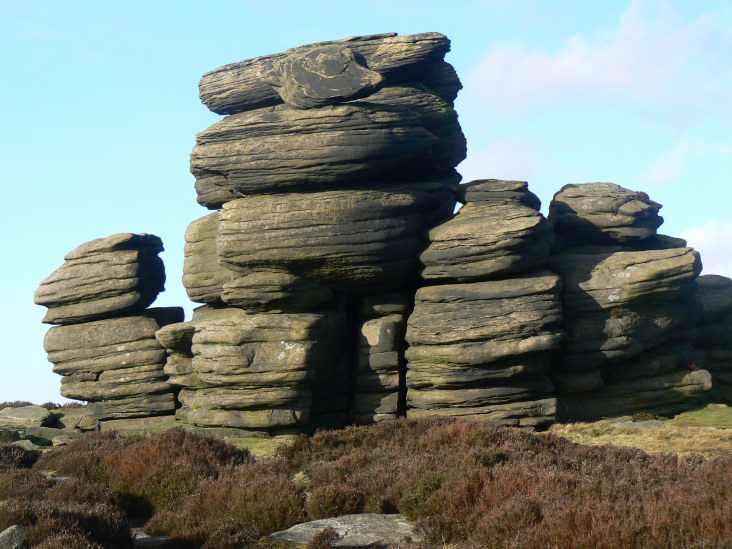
[2,0,730,403]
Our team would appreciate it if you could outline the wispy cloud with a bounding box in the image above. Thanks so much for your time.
[679,219,732,278]
[639,142,732,187]
[457,139,544,182]
[463,0,732,121]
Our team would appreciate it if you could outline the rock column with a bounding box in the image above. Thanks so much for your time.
[35,234,183,421]
[160,32,466,434]
[547,183,711,420]
[405,180,563,429]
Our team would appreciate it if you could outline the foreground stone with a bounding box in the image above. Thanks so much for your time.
[268,513,421,548]
[0,525,28,549]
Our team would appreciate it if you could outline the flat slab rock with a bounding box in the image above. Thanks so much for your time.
[268,513,421,548]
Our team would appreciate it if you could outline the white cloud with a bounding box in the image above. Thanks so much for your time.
[463,0,732,119]
[679,219,732,279]
[457,139,544,182]
[639,142,732,187]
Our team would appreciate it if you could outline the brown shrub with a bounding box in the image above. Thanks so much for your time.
[34,430,133,482]
[0,444,40,469]
[277,418,732,548]
[34,530,105,549]
[307,527,342,549]
[35,428,248,518]
[0,401,34,408]
[145,459,306,546]
[104,427,249,516]
[0,499,132,548]
[0,468,53,500]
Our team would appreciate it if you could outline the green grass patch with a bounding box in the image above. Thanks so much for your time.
[666,403,732,428]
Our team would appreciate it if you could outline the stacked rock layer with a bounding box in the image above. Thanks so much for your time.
[547,183,711,420]
[36,33,728,432]
[166,32,466,434]
[35,234,183,420]
[405,180,563,429]
[690,275,732,401]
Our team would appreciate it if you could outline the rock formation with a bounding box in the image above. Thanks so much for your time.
[35,33,728,435]
[405,180,563,429]
[690,275,732,401]
[547,183,711,420]
[35,234,183,422]
[164,31,464,434]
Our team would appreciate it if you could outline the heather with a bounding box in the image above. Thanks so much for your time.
[0,418,730,547]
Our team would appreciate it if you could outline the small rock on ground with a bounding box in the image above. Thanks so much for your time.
[0,525,29,549]
[268,513,421,548]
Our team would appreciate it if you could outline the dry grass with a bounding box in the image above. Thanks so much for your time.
[549,404,732,457]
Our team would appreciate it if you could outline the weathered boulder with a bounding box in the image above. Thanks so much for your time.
[0,405,56,429]
[191,86,465,204]
[406,271,563,367]
[268,513,422,548]
[199,32,458,115]
[86,393,177,421]
[558,369,712,421]
[217,183,457,293]
[183,213,234,304]
[174,308,344,431]
[548,246,701,317]
[691,275,732,400]
[53,406,98,431]
[406,270,562,428]
[548,246,701,374]
[35,233,165,325]
[43,307,183,419]
[549,183,663,244]
[460,178,542,209]
[0,525,28,549]
[222,271,335,312]
[419,200,552,282]
[694,274,732,324]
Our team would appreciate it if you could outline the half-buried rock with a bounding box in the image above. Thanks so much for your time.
[35,233,166,325]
